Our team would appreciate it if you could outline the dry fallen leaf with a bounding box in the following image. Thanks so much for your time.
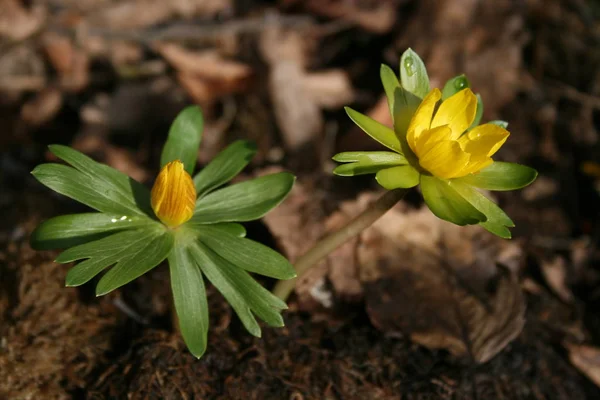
[156,44,252,83]
[155,43,252,109]
[259,27,353,152]
[0,45,46,93]
[89,0,233,30]
[540,255,573,303]
[275,189,526,363]
[398,0,524,115]
[260,174,329,309]
[300,0,397,34]
[566,343,600,388]
[20,88,63,127]
[0,0,45,41]
[302,70,354,109]
[359,205,526,363]
[42,33,89,92]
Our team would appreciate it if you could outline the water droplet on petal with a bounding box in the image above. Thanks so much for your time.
[404,56,415,76]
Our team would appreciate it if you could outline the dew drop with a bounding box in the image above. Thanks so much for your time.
[403,56,415,76]
[454,77,468,91]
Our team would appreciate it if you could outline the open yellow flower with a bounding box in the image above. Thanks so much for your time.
[151,160,196,227]
[407,88,509,179]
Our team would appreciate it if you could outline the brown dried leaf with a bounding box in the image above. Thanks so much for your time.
[261,175,329,309]
[259,27,353,151]
[0,45,46,93]
[399,0,524,115]
[566,343,600,388]
[302,70,354,109]
[540,255,573,303]
[303,0,396,34]
[156,43,252,82]
[42,33,89,92]
[359,205,525,363]
[20,87,63,127]
[269,61,323,151]
[91,0,232,30]
[0,0,45,41]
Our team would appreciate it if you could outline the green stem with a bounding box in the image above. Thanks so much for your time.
[272,188,409,301]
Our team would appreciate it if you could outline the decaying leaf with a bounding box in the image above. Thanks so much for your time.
[566,343,600,388]
[42,33,89,92]
[260,173,329,309]
[156,44,252,83]
[259,27,353,152]
[359,204,525,363]
[89,0,233,30]
[398,0,524,113]
[0,0,45,41]
[20,88,63,127]
[155,43,252,109]
[268,187,526,363]
[540,255,573,303]
[298,0,397,34]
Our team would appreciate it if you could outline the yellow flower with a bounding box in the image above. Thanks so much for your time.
[406,88,509,179]
[151,160,196,228]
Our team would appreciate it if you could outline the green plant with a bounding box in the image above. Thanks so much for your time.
[30,106,296,358]
[272,48,537,300]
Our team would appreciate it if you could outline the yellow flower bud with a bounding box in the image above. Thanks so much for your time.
[151,160,196,228]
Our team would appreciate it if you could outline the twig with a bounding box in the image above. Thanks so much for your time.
[272,188,409,301]
[548,80,600,109]
[50,13,315,46]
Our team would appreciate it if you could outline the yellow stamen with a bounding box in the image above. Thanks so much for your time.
[151,160,196,227]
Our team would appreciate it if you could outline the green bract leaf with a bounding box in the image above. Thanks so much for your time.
[376,165,419,189]
[32,145,152,216]
[56,224,172,293]
[344,107,401,153]
[489,120,509,129]
[380,64,400,118]
[457,162,538,191]
[393,87,421,164]
[169,242,208,358]
[192,172,295,224]
[420,175,486,226]
[160,106,204,175]
[442,74,470,100]
[193,140,257,196]
[332,151,407,176]
[195,224,296,280]
[451,181,514,239]
[469,94,484,130]
[400,48,430,99]
[191,242,288,337]
[31,213,153,250]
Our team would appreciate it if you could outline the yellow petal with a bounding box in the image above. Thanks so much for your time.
[455,156,493,177]
[459,123,509,157]
[407,88,442,154]
[151,160,196,227]
[431,88,477,140]
[414,125,452,158]
[418,139,470,179]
